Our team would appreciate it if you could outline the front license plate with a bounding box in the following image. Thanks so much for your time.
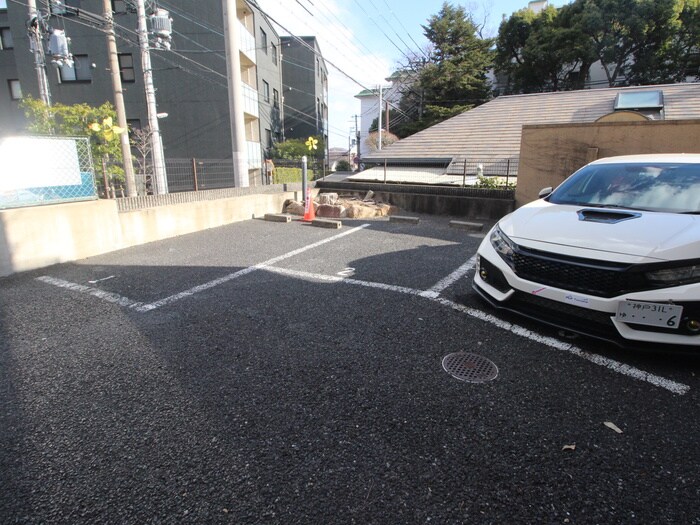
[616,300,683,329]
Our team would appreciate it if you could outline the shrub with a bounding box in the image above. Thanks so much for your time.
[335,160,351,171]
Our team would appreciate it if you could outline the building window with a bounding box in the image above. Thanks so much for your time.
[271,43,277,65]
[8,79,21,100]
[0,27,13,49]
[0,0,7,9]
[316,58,320,76]
[260,28,267,54]
[59,54,92,82]
[266,129,272,149]
[263,80,270,103]
[118,53,135,82]
[273,88,279,108]
[127,119,141,131]
[111,0,127,13]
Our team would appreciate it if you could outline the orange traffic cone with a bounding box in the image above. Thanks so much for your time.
[302,189,316,222]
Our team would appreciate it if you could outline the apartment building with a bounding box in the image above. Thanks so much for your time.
[280,35,328,158]
[0,0,284,185]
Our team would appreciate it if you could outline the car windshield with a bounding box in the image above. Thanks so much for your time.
[548,162,700,213]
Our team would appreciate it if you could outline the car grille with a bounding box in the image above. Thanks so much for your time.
[512,247,648,298]
[509,291,618,340]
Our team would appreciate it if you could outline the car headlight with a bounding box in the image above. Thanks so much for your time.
[646,265,700,287]
[490,225,515,265]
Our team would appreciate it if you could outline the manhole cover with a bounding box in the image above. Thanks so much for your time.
[442,352,498,383]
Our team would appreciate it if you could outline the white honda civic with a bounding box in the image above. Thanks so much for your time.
[473,154,700,349]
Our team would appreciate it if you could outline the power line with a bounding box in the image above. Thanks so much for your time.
[380,0,429,59]
[250,2,372,94]
[350,0,410,61]
[289,0,388,74]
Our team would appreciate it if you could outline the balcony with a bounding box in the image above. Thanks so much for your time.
[239,20,256,63]
[242,82,259,118]
[247,141,262,170]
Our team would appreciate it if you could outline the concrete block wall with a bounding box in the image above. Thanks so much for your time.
[0,190,303,277]
[517,119,700,207]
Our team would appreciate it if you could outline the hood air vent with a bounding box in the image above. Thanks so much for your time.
[577,209,641,224]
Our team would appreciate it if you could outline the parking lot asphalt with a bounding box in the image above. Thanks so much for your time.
[1,215,699,524]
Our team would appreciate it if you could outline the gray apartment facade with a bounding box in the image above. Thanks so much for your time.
[280,35,328,152]
[0,0,285,181]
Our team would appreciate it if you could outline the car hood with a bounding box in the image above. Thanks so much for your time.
[499,201,700,262]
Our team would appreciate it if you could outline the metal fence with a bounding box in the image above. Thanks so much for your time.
[0,136,97,209]
[97,156,515,198]
[269,158,327,185]
[354,158,519,188]
[155,158,327,193]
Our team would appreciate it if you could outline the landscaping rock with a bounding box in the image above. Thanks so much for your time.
[316,204,346,218]
[345,203,377,218]
[284,200,305,215]
[283,196,398,218]
[318,193,339,205]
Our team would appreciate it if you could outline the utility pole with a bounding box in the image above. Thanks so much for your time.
[102,0,136,197]
[378,84,382,151]
[135,0,168,194]
[354,114,360,161]
[26,0,51,106]
[385,100,390,134]
[222,0,249,187]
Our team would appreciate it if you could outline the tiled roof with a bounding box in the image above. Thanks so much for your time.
[364,83,700,163]
[355,88,379,98]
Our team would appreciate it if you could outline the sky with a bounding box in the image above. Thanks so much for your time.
[255,0,568,149]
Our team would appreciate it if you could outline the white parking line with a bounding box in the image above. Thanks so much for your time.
[35,235,689,395]
[261,266,689,396]
[135,224,372,312]
[433,297,690,396]
[420,255,477,298]
[35,276,143,309]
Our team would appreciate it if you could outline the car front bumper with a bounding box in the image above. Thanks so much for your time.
[473,239,700,349]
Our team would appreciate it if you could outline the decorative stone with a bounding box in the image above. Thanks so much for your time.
[317,193,339,205]
[284,200,305,215]
[345,204,376,218]
[316,204,346,218]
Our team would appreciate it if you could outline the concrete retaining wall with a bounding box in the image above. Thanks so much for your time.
[0,190,301,277]
[315,181,515,220]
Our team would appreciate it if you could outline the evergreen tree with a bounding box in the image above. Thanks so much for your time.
[395,2,493,136]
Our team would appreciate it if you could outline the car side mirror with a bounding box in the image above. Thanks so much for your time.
[538,186,553,199]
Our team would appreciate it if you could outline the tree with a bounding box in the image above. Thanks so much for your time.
[496,6,595,93]
[20,97,125,187]
[365,131,399,152]
[420,3,493,107]
[130,125,154,193]
[625,0,700,83]
[560,0,685,87]
[270,136,325,161]
[395,2,493,136]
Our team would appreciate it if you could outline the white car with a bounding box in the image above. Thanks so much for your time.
[473,154,700,349]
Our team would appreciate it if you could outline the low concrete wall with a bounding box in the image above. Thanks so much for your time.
[516,119,700,207]
[315,181,515,220]
[0,190,301,277]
